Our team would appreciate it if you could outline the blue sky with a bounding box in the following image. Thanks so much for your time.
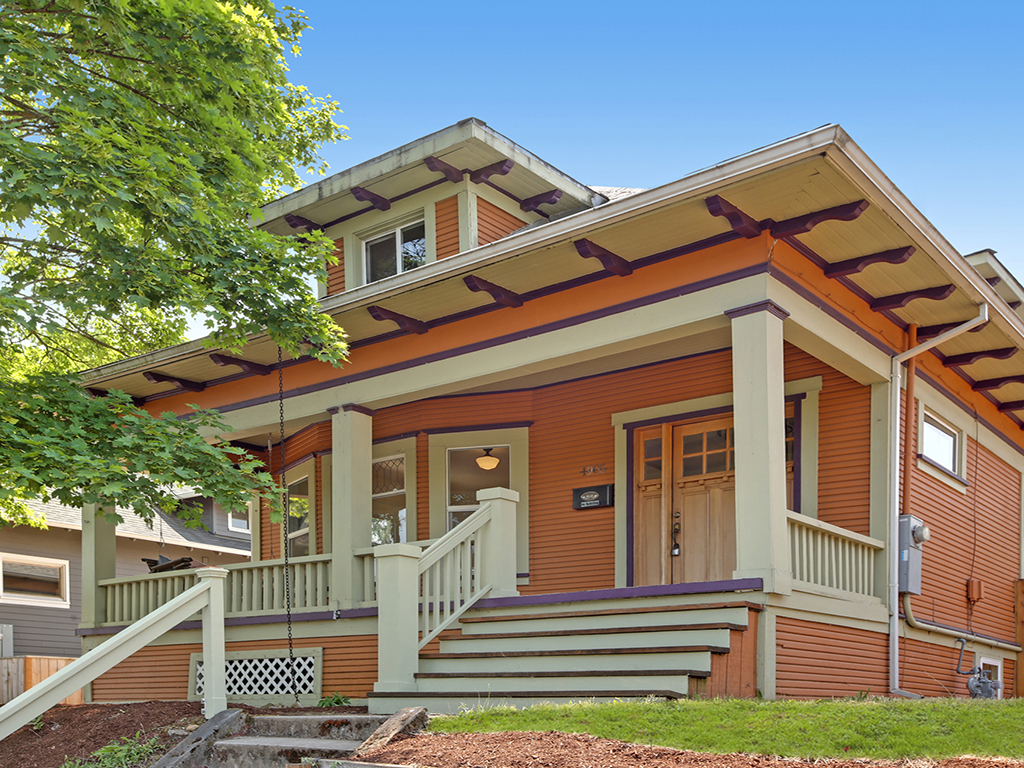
[283,1,1024,279]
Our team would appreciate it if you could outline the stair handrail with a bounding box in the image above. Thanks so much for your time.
[0,567,228,743]
[418,500,493,572]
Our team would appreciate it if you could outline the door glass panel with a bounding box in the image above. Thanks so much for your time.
[643,437,662,480]
[706,429,728,452]
[682,433,703,455]
[682,455,703,477]
[706,451,728,473]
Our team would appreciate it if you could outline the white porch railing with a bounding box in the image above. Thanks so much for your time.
[98,554,332,624]
[373,487,519,693]
[0,568,228,742]
[787,511,883,598]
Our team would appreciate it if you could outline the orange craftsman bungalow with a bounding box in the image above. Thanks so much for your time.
[45,120,1024,712]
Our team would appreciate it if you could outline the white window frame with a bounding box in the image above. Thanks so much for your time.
[227,500,252,534]
[283,460,315,558]
[363,219,426,284]
[0,553,70,608]
[978,655,1004,699]
[371,453,408,545]
[922,410,960,474]
[916,405,968,491]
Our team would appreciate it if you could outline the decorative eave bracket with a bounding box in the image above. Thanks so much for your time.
[424,156,464,183]
[770,200,869,239]
[823,247,916,278]
[464,275,524,308]
[367,305,428,335]
[352,186,391,211]
[284,214,320,233]
[973,374,1024,392]
[209,353,272,376]
[470,160,514,184]
[704,195,762,238]
[870,285,955,312]
[942,347,1017,368]
[143,371,205,392]
[521,190,562,214]
[574,239,633,276]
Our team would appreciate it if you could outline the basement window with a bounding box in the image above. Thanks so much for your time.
[0,553,70,608]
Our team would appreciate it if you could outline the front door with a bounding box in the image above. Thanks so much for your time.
[634,416,736,586]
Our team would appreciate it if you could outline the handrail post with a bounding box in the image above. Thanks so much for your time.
[197,567,228,717]
[477,487,520,598]
[372,544,422,692]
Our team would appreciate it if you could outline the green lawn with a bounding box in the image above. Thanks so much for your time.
[429,697,1024,759]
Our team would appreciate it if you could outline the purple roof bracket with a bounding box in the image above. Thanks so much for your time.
[351,186,391,211]
[942,347,1017,367]
[997,400,1024,413]
[917,320,987,341]
[973,374,1024,392]
[770,200,869,238]
[143,371,205,392]
[424,156,464,183]
[469,159,514,184]
[367,305,428,335]
[870,285,955,312]
[574,239,633,276]
[520,189,563,213]
[209,353,272,376]
[704,195,763,238]
[823,246,916,278]
[284,214,320,233]
[464,275,524,308]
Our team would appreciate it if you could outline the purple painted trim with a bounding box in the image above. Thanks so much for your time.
[792,395,802,514]
[625,425,635,586]
[326,406,340,415]
[974,374,1024,392]
[368,305,429,335]
[469,159,514,184]
[76,607,380,637]
[342,403,377,417]
[521,189,563,213]
[916,453,970,485]
[351,186,391,211]
[144,371,205,392]
[475,578,764,610]
[574,239,633,276]
[770,200,869,238]
[284,214,319,232]
[704,195,762,239]
[203,263,774,418]
[516,572,529,579]
[942,347,1017,367]
[914,368,1024,459]
[464,274,524,308]
[998,400,1024,413]
[210,353,272,377]
[373,430,420,445]
[724,299,790,321]
[151,354,313,405]
[423,421,533,435]
[624,405,734,433]
[823,247,915,278]
[871,285,956,312]
[387,177,449,206]
[779,237,908,331]
[766,265,898,357]
[424,156,463,183]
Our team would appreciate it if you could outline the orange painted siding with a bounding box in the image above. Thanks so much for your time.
[899,634,1014,698]
[326,240,345,295]
[784,345,872,534]
[435,195,459,258]
[91,634,379,702]
[776,616,888,698]
[477,197,527,246]
[416,431,430,541]
[905,434,1020,643]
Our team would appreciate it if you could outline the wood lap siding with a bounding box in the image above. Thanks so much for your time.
[776,616,887,698]
[326,240,345,295]
[477,197,527,246]
[784,344,872,534]
[435,196,459,258]
[91,634,379,702]
[417,431,430,541]
[905,435,1020,642]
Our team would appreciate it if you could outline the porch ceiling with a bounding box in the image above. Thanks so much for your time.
[82,127,1024,429]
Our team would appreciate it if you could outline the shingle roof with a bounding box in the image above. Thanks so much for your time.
[590,186,645,201]
[23,498,249,555]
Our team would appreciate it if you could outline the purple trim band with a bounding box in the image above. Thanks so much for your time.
[516,572,529,579]
[423,421,533,435]
[326,406,340,415]
[373,430,420,445]
[343,403,377,417]
[204,262,770,417]
[475,578,763,610]
[724,299,790,321]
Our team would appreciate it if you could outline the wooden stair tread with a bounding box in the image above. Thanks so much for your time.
[420,644,729,659]
[416,669,710,679]
[458,601,762,624]
[443,622,745,641]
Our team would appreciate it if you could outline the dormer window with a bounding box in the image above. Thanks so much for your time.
[365,221,426,283]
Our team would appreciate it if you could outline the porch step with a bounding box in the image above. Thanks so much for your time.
[368,690,685,714]
[243,714,385,740]
[418,647,717,674]
[210,736,360,767]
[439,626,734,653]
[413,672,698,692]
[457,602,755,634]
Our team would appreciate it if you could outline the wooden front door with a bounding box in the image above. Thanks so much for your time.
[634,416,736,586]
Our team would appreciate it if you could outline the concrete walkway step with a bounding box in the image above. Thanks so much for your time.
[211,736,360,768]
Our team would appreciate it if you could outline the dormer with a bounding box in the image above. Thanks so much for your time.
[258,118,607,297]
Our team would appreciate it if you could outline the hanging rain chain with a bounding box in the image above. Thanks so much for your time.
[278,346,300,705]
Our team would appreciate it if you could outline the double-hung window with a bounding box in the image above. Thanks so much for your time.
[365,221,426,283]
[286,475,312,557]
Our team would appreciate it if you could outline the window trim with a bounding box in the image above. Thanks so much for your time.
[916,405,969,491]
[363,218,426,284]
[0,552,71,608]
[227,501,253,535]
[283,459,316,557]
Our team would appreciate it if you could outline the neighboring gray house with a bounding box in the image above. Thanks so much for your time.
[0,498,250,658]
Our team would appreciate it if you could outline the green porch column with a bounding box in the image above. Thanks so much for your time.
[329,404,374,610]
[80,502,117,628]
[727,301,792,596]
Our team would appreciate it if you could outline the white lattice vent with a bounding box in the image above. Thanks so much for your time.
[190,647,323,705]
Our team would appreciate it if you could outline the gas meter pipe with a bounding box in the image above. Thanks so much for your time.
[887,303,988,697]
[901,593,1020,652]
